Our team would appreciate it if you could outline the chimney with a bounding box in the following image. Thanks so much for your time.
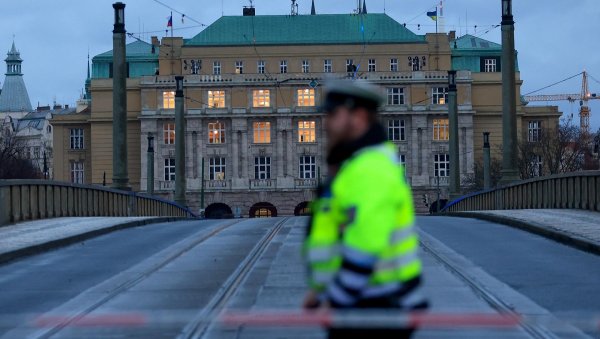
[448,30,456,41]
[65,104,69,109]
[53,104,62,110]
[151,36,159,54]
[243,7,255,16]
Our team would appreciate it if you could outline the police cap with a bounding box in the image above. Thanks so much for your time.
[323,80,384,114]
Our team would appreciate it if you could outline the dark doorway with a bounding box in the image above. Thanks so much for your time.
[294,201,311,216]
[205,203,233,219]
[249,202,277,218]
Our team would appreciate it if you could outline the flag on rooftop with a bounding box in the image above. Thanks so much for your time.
[167,14,173,28]
[427,9,437,21]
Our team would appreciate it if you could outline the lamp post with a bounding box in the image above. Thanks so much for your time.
[174,76,187,207]
[448,70,460,201]
[499,0,519,185]
[147,134,155,195]
[111,2,130,190]
[483,132,492,190]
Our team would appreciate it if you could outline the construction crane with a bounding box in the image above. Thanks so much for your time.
[523,71,599,134]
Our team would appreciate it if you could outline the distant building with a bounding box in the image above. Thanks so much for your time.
[0,41,33,119]
[51,9,560,216]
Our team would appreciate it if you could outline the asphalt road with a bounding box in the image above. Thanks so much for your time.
[419,216,600,331]
[0,218,281,338]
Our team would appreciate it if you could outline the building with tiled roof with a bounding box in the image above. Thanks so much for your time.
[51,7,561,216]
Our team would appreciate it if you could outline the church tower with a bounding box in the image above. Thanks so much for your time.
[0,41,33,115]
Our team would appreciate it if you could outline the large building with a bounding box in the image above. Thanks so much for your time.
[51,7,560,216]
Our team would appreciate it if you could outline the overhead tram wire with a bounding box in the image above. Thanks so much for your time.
[523,72,584,96]
[150,0,207,27]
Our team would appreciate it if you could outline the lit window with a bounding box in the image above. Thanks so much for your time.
[254,156,271,179]
[368,59,376,72]
[70,162,84,184]
[253,90,271,108]
[388,120,406,141]
[433,119,449,141]
[163,122,175,145]
[209,157,226,180]
[483,58,498,72]
[298,121,316,143]
[253,122,271,143]
[432,87,448,105]
[302,60,310,73]
[258,60,265,74]
[280,60,288,74]
[235,61,243,74]
[297,89,315,107]
[387,88,405,105]
[390,58,398,72]
[299,156,316,179]
[434,154,450,177]
[213,61,221,75]
[208,90,225,108]
[69,128,84,149]
[163,91,175,109]
[324,59,332,73]
[208,122,225,144]
[528,121,542,142]
[164,158,175,181]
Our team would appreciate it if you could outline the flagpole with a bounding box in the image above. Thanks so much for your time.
[170,11,173,38]
[436,5,438,33]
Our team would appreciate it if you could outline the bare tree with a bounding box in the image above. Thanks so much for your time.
[518,118,591,179]
[0,127,43,179]
[462,157,503,192]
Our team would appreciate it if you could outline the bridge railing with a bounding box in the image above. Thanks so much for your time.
[0,180,197,226]
[444,171,600,213]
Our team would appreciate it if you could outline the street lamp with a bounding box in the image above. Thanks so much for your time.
[483,132,492,190]
[448,70,457,91]
[147,134,155,195]
[113,2,126,33]
[502,0,512,20]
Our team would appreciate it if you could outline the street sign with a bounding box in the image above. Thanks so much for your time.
[309,80,318,89]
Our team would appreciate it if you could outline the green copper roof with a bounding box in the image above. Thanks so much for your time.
[93,40,159,61]
[185,13,425,46]
[452,34,501,51]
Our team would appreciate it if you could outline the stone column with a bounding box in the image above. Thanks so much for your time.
[174,76,187,207]
[448,70,460,200]
[500,0,520,184]
[111,2,130,190]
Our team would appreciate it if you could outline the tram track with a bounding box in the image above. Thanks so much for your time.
[32,218,245,339]
[178,217,289,339]
[419,229,578,339]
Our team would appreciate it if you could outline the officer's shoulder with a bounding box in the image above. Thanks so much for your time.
[343,146,400,177]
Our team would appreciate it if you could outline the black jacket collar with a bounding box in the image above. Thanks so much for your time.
[326,123,388,166]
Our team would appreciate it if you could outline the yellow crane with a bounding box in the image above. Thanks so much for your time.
[523,71,599,134]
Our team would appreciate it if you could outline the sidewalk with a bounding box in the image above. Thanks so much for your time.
[452,209,600,255]
[0,217,181,263]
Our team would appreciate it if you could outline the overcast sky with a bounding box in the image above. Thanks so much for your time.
[1,0,599,130]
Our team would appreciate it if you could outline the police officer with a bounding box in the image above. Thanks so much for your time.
[303,81,427,339]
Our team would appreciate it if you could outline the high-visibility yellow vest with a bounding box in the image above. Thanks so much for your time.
[304,142,421,304]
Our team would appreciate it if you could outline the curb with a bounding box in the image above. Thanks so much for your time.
[0,217,192,265]
[448,212,600,256]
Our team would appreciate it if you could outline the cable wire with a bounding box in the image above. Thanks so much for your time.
[151,0,206,26]
[523,72,583,96]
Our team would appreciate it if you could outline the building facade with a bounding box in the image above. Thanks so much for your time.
[52,10,560,216]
